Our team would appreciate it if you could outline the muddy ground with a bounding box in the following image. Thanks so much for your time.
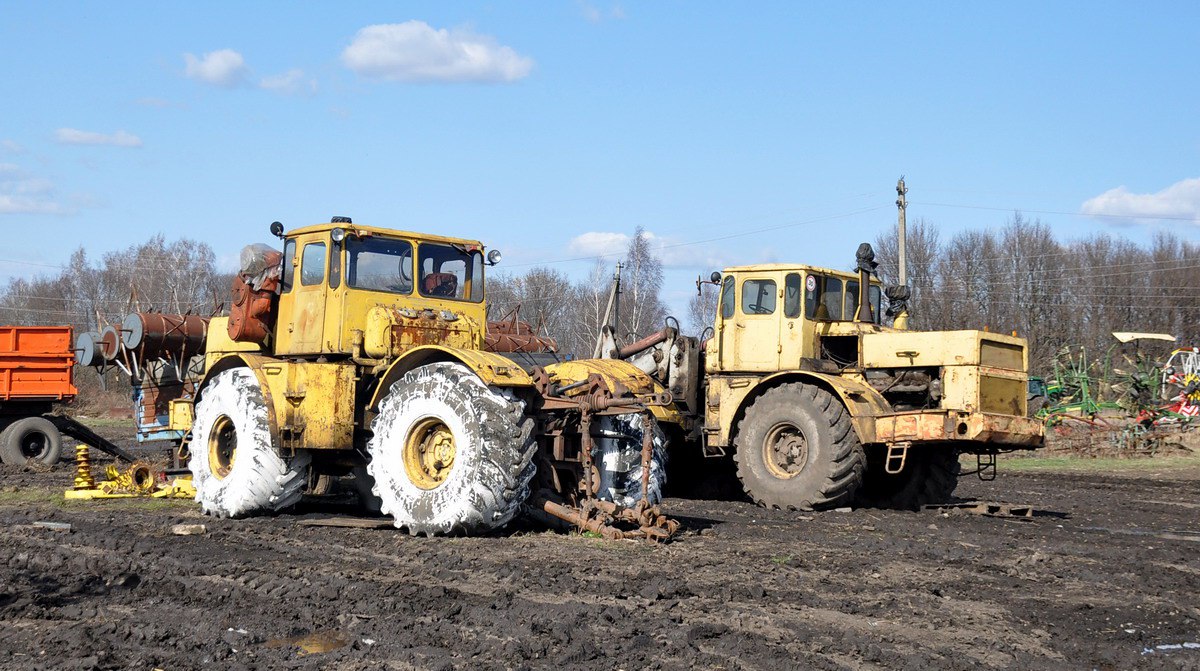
[1,429,1199,670]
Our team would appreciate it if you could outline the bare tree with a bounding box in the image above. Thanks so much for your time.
[619,227,667,340]
[687,282,719,336]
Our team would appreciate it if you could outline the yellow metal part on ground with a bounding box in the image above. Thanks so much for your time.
[64,445,196,500]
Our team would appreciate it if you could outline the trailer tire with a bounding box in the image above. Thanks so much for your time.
[0,417,63,467]
[366,362,536,536]
[856,448,960,511]
[734,383,864,510]
[189,369,310,518]
[593,413,667,506]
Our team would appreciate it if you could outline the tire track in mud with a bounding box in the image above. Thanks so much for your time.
[1,465,1199,669]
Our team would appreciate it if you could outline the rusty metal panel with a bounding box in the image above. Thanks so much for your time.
[979,374,1024,415]
[259,361,356,451]
[875,410,1043,447]
[979,340,1024,371]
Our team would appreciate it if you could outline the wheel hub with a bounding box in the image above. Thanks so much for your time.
[404,417,456,490]
[208,415,237,480]
[764,423,808,479]
[20,433,48,460]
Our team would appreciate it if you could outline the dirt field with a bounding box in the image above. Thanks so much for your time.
[1,432,1199,670]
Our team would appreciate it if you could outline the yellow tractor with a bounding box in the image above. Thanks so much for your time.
[174,218,677,537]
[599,244,1044,510]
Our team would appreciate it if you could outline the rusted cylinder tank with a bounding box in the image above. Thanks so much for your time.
[99,326,122,361]
[121,313,209,360]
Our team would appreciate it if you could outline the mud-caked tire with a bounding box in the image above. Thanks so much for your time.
[366,362,536,536]
[593,413,667,506]
[0,417,63,467]
[856,448,960,511]
[189,369,310,518]
[734,383,864,510]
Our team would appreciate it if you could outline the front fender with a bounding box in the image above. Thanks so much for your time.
[368,345,533,412]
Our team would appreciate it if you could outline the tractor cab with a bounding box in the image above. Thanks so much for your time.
[707,263,884,374]
[234,218,496,358]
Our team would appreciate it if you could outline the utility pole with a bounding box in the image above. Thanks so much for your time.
[593,261,623,358]
[896,176,908,286]
[612,261,623,337]
[893,177,912,330]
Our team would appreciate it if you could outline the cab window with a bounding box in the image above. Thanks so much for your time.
[741,279,776,315]
[418,243,484,302]
[719,276,735,319]
[806,274,843,320]
[347,237,413,294]
[300,242,326,286]
[281,239,296,293]
[784,273,802,318]
[844,280,884,324]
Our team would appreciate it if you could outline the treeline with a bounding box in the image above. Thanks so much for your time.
[874,214,1200,371]
[487,227,668,358]
[0,235,230,333]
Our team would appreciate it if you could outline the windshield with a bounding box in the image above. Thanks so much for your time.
[346,237,413,294]
[418,243,484,302]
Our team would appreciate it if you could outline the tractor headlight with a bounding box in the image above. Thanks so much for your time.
[487,249,502,265]
[331,227,346,243]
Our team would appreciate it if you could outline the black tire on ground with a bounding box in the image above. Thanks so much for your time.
[365,362,536,536]
[0,417,63,467]
[856,448,960,511]
[1028,396,1048,418]
[733,383,864,510]
[188,368,311,518]
[0,420,12,464]
[593,413,667,506]
[351,465,383,514]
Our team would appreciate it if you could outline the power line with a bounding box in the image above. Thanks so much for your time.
[911,200,1200,223]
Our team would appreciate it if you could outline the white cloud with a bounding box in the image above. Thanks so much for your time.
[0,164,69,215]
[1081,177,1200,224]
[567,230,726,269]
[341,21,534,83]
[259,68,317,95]
[183,49,248,87]
[569,231,630,257]
[55,128,143,147]
[1,140,25,154]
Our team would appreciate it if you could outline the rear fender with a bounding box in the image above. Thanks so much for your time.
[712,370,890,448]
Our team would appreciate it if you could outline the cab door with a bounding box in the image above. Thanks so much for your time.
[278,239,328,355]
[732,275,780,371]
[778,272,806,368]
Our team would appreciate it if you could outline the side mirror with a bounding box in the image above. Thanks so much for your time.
[269,221,284,239]
[486,249,502,265]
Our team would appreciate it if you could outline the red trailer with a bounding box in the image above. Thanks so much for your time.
[0,326,76,465]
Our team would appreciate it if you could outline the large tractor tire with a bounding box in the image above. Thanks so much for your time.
[0,417,63,467]
[189,369,310,518]
[366,362,536,536]
[593,413,667,507]
[857,448,960,511]
[734,383,864,510]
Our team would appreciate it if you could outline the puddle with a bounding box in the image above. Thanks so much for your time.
[264,630,351,655]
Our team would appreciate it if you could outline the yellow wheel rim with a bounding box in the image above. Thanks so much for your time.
[403,417,456,490]
[208,415,236,480]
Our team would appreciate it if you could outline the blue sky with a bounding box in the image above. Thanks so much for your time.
[2,1,1198,315]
